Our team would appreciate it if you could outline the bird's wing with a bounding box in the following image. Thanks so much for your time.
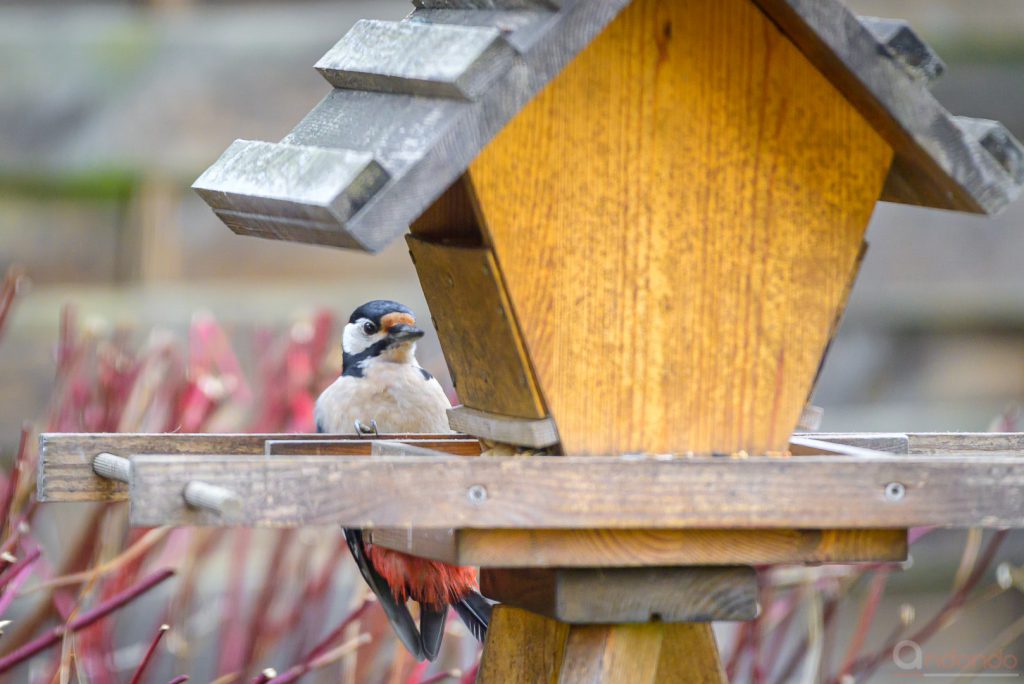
[418,604,448,661]
[342,529,426,661]
[453,590,494,643]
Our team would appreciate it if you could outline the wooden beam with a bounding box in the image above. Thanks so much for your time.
[37,433,472,502]
[908,433,1024,455]
[368,528,907,567]
[653,625,728,684]
[477,608,727,683]
[788,436,897,458]
[478,606,569,684]
[407,237,547,419]
[265,438,481,456]
[560,624,727,683]
[447,406,559,448]
[481,566,757,622]
[39,432,1024,504]
[793,433,909,454]
[124,454,1024,529]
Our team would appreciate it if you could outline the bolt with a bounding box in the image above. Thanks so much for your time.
[884,482,906,502]
[467,484,488,504]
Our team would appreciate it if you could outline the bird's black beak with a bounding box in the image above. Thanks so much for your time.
[387,323,425,343]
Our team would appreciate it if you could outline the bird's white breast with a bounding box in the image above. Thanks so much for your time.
[316,362,452,434]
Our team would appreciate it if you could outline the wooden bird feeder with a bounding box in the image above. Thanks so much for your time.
[37,0,1024,680]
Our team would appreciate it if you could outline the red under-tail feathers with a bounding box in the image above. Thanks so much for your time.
[366,544,478,608]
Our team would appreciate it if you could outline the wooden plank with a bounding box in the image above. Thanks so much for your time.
[408,237,547,419]
[368,528,908,567]
[752,0,1021,214]
[37,432,469,502]
[468,0,893,456]
[560,624,664,684]
[192,140,390,250]
[654,624,727,684]
[555,623,726,683]
[788,436,897,458]
[315,20,515,100]
[447,406,557,446]
[478,606,569,684]
[481,566,757,622]
[265,438,481,456]
[793,432,909,454]
[908,433,1024,454]
[125,454,1024,529]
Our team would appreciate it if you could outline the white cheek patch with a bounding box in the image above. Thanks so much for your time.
[343,319,384,355]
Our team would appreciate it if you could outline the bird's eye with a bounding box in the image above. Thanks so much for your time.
[362,321,378,335]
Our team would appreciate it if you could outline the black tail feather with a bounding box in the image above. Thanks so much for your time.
[342,528,426,661]
[453,590,493,642]
[419,604,448,661]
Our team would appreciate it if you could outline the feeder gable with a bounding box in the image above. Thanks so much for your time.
[194,0,1024,254]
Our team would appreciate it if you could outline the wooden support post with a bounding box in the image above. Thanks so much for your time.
[478,607,727,684]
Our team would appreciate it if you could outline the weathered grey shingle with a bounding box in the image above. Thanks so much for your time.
[194,0,1024,252]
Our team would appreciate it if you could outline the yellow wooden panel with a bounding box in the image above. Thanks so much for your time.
[560,624,665,684]
[655,624,727,684]
[371,527,908,567]
[407,236,547,418]
[468,0,893,454]
[479,606,569,684]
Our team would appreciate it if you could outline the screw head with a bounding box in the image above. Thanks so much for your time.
[884,482,906,502]
[467,484,488,504]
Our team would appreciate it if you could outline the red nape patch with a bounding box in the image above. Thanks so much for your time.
[366,544,478,609]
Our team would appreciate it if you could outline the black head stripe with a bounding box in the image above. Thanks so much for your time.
[342,337,392,377]
[349,300,414,326]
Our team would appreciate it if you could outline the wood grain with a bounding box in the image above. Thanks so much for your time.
[753,0,1021,214]
[265,438,481,456]
[125,454,1024,529]
[556,623,726,683]
[793,432,909,454]
[447,406,558,447]
[407,236,547,418]
[908,433,1024,454]
[481,566,757,622]
[468,0,893,456]
[369,528,908,567]
[314,19,516,100]
[478,605,569,684]
[654,624,727,684]
[561,624,665,684]
[38,432,471,502]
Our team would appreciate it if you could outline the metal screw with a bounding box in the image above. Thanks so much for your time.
[884,482,906,502]
[467,485,488,504]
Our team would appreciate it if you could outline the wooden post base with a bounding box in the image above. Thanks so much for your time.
[478,606,727,683]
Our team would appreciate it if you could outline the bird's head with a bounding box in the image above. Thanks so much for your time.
[342,300,425,373]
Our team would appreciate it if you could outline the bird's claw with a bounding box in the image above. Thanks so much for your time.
[354,419,380,436]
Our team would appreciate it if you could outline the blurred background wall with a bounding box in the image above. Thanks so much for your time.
[0,1,1022,681]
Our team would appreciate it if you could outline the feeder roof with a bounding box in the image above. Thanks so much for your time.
[193,0,1024,252]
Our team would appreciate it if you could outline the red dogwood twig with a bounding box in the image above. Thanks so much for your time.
[0,568,175,673]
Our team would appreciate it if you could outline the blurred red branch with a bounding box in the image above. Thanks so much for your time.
[0,568,175,673]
